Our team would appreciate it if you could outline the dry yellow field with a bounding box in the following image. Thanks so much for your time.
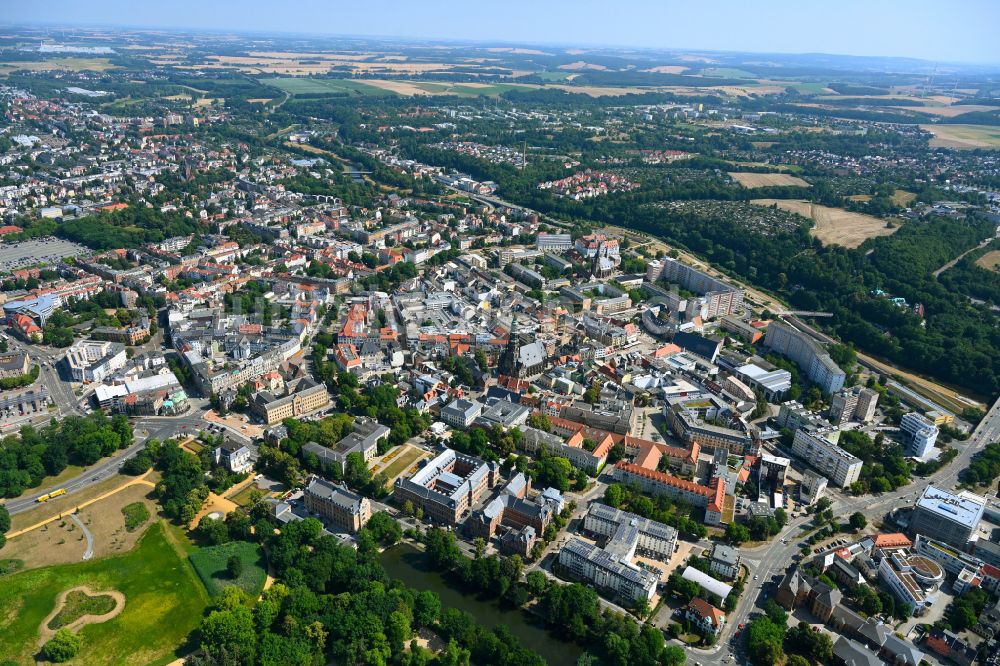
[892,190,917,206]
[558,61,609,70]
[751,199,897,248]
[0,58,118,77]
[898,104,999,118]
[922,124,1000,149]
[975,250,1000,273]
[643,65,690,74]
[730,172,811,188]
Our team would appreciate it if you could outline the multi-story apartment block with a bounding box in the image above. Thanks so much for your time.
[559,535,659,604]
[790,428,862,487]
[709,543,742,580]
[764,321,845,395]
[829,386,879,426]
[393,448,499,525]
[645,257,744,320]
[303,477,372,533]
[584,502,678,560]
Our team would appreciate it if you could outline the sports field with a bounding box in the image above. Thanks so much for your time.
[0,521,209,666]
[751,199,897,248]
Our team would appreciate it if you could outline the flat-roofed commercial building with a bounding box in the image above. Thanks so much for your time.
[909,485,986,549]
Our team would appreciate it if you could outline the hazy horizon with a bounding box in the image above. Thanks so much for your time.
[5,0,1000,65]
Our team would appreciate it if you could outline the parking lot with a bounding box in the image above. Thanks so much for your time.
[0,237,89,273]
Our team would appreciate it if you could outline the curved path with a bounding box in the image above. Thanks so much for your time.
[37,585,125,647]
[69,513,94,560]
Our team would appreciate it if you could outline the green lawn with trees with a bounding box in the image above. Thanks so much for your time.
[0,521,209,666]
[189,540,268,597]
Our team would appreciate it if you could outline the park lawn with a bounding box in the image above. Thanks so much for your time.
[189,540,267,597]
[380,445,429,482]
[0,520,209,666]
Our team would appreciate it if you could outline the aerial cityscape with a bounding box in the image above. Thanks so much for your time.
[0,2,1000,665]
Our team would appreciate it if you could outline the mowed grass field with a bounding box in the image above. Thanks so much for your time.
[189,541,267,597]
[0,521,209,666]
[922,124,1000,149]
[261,76,397,96]
[376,445,430,482]
[752,199,898,248]
[729,172,811,188]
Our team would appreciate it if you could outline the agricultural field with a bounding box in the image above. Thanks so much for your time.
[0,521,209,666]
[728,172,811,188]
[921,124,1000,149]
[0,57,119,77]
[975,250,1000,274]
[188,540,267,597]
[751,199,898,248]
[260,76,395,97]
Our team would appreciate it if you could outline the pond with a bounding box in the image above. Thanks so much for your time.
[379,543,584,666]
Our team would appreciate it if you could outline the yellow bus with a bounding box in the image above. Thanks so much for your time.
[36,488,66,503]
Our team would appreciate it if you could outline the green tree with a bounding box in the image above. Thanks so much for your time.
[849,512,868,531]
[227,554,244,579]
[726,522,750,545]
[43,629,82,662]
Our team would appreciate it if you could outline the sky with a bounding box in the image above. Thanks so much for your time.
[5,0,1000,64]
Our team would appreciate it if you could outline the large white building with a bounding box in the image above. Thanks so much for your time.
[64,339,128,383]
[910,486,986,549]
[790,428,862,487]
[900,412,938,459]
[584,502,678,560]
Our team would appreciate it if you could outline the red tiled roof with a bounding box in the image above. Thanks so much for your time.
[874,533,912,549]
[688,598,726,629]
[615,462,724,511]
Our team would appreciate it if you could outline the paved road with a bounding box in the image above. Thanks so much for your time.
[70,513,94,560]
[2,410,214,516]
[695,394,1000,665]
